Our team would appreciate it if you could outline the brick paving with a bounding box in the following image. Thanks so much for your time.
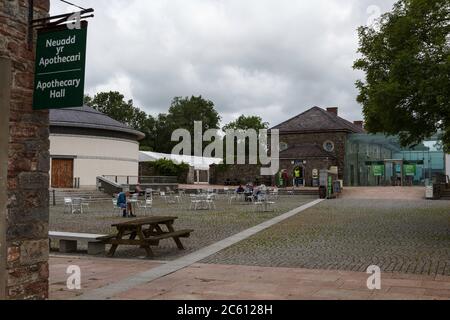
[202,199,450,276]
[49,192,450,300]
[342,186,426,200]
[49,255,163,299]
[49,256,450,300]
[50,195,316,260]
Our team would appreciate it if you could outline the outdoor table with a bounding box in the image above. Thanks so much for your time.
[101,217,193,257]
[191,194,215,210]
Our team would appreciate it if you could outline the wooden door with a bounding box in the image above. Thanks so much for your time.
[51,159,74,188]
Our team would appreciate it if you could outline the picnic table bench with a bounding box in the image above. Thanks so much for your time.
[99,216,193,257]
[49,231,107,255]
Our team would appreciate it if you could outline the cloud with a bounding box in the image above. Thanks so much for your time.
[50,0,396,125]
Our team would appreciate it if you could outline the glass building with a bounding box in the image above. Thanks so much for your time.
[344,134,445,186]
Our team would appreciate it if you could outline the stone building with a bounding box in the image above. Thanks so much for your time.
[1,0,50,299]
[209,106,365,187]
[271,106,365,187]
[50,106,145,188]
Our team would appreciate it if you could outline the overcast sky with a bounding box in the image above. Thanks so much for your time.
[50,0,396,127]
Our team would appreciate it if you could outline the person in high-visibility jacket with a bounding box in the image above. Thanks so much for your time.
[294,167,302,187]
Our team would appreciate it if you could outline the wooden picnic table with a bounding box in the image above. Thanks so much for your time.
[100,216,193,257]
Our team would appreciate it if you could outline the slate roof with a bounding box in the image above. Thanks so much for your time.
[271,106,365,134]
[279,143,336,159]
[49,106,145,140]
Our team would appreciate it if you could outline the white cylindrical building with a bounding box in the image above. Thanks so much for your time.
[49,106,145,188]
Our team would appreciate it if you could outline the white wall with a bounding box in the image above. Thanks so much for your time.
[446,154,450,178]
[50,134,139,187]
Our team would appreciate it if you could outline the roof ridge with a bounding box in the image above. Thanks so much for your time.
[49,106,145,140]
[270,106,321,130]
[317,108,365,133]
[56,106,135,129]
[272,106,364,133]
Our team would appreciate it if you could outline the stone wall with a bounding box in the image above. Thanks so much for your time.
[1,0,50,300]
[279,132,348,180]
[209,164,272,186]
[279,158,337,187]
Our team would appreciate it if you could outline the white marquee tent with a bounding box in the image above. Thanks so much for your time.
[139,151,223,184]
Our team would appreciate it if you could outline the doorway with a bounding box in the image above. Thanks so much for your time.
[293,166,305,187]
[385,160,403,186]
[51,159,74,188]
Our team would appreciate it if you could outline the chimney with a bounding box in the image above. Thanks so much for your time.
[353,121,364,129]
[326,107,338,116]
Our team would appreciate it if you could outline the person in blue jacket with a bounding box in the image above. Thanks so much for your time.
[117,191,136,218]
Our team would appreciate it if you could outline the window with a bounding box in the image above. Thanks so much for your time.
[323,140,335,152]
[280,142,289,152]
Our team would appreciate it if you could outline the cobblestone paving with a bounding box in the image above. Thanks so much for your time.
[50,195,316,260]
[202,199,450,276]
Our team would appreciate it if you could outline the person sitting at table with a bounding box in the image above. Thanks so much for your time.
[236,185,245,193]
[244,183,254,202]
[254,184,267,201]
[117,191,136,218]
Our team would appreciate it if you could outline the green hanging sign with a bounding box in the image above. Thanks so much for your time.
[373,165,384,177]
[404,164,416,177]
[33,22,88,110]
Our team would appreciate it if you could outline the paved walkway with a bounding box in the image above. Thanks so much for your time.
[70,199,323,299]
[203,198,450,275]
[50,256,450,300]
[48,193,450,300]
[342,187,425,200]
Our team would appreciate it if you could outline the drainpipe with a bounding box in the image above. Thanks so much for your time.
[0,58,12,299]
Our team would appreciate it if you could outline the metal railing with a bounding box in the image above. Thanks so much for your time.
[73,177,80,189]
[97,176,123,196]
[102,175,178,185]
[139,176,178,184]
[102,175,139,185]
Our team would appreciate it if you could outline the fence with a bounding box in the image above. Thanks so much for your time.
[102,175,139,185]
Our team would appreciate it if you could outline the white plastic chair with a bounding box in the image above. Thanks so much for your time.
[205,195,216,210]
[270,188,279,200]
[138,199,153,215]
[112,198,121,216]
[71,198,83,214]
[160,191,175,204]
[145,188,153,199]
[228,192,235,204]
[190,199,202,210]
[81,199,90,213]
[63,198,72,214]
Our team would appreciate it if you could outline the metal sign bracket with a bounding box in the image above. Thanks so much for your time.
[28,0,94,48]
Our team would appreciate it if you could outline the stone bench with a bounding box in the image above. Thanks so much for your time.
[49,231,107,255]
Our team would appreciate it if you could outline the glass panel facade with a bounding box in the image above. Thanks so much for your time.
[345,134,445,186]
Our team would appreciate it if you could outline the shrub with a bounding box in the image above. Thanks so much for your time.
[140,159,190,183]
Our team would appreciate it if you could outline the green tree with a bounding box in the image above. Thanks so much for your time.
[84,91,156,150]
[354,0,450,150]
[222,115,270,163]
[85,91,142,127]
[158,96,222,154]
[84,93,222,154]
[222,115,269,131]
